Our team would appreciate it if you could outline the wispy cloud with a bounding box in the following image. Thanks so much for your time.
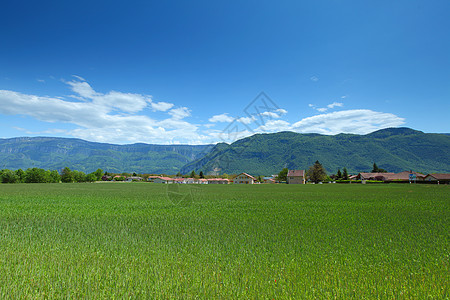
[0,77,406,144]
[309,101,344,113]
[209,113,234,123]
[291,109,405,135]
[0,78,208,144]
[310,76,319,82]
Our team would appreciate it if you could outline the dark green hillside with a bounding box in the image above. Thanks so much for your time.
[0,137,213,174]
[180,128,450,175]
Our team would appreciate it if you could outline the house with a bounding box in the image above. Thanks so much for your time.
[263,177,276,184]
[207,178,229,184]
[384,171,425,181]
[287,170,305,184]
[153,176,174,184]
[173,178,187,184]
[233,173,256,184]
[147,175,160,182]
[424,173,450,183]
[197,178,208,184]
[185,178,196,184]
[126,176,143,182]
[357,172,395,181]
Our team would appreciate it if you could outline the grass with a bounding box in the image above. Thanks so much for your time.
[0,183,448,298]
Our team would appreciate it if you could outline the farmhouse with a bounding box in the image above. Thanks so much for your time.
[424,173,450,183]
[233,173,256,184]
[263,177,276,184]
[207,178,229,184]
[153,176,174,184]
[197,178,208,184]
[357,172,395,181]
[287,170,305,184]
[147,175,159,182]
[384,171,425,181]
[126,176,143,182]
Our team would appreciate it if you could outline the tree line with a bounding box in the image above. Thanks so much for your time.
[277,161,387,183]
[0,167,104,184]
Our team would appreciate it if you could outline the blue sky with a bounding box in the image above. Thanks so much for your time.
[1,0,449,144]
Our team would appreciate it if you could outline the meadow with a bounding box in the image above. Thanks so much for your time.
[0,183,448,298]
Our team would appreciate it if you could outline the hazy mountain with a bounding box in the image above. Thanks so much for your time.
[0,137,213,174]
[180,128,450,175]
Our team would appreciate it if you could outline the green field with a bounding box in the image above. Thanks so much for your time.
[0,183,448,298]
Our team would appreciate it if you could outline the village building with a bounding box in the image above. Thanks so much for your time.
[126,176,143,182]
[233,173,256,184]
[263,177,276,184]
[424,173,450,183]
[207,178,229,184]
[153,176,174,184]
[383,171,425,181]
[357,172,395,181]
[147,175,160,182]
[197,178,208,184]
[287,170,305,184]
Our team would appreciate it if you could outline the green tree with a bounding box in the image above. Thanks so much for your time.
[190,170,196,178]
[199,171,204,178]
[15,169,25,183]
[278,168,288,182]
[372,163,387,173]
[61,167,74,183]
[86,173,97,182]
[93,169,103,181]
[73,170,86,182]
[342,167,349,180]
[336,169,342,179]
[48,170,60,183]
[25,168,49,183]
[307,161,328,183]
[1,169,19,183]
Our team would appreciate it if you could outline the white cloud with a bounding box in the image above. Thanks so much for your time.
[310,101,344,112]
[72,75,86,81]
[291,109,405,135]
[327,102,343,109]
[168,106,191,120]
[37,79,45,83]
[0,78,208,144]
[151,101,174,112]
[0,77,406,144]
[257,120,291,132]
[310,76,319,82]
[209,113,234,123]
[260,111,280,118]
[237,116,255,124]
[276,108,288,115]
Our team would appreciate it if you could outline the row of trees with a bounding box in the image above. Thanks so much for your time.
[0,167,104,184]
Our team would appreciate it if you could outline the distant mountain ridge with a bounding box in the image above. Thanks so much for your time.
[180,128,450,175]
[0,137,213,174]
[2,128,449,175]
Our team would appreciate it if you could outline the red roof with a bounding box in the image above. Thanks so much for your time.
[359,172,395,180]
[287,170,305,177]
[426,173,450,180]
[234,173,256,180]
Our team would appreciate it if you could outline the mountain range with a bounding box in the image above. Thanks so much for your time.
[1,128,449,175]
[0,137,212,174]
[180,128,450,175]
